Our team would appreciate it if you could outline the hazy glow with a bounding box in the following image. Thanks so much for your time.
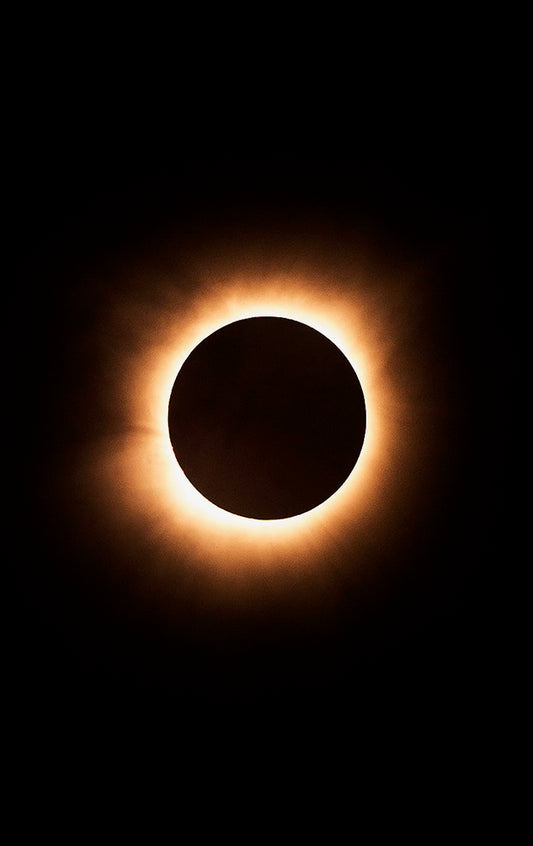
[68,244,429,593]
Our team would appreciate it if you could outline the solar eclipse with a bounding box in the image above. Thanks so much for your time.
[19,154,495,720]
[62,259,413,581]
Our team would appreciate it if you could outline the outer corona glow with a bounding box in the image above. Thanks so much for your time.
[67,247,426,589]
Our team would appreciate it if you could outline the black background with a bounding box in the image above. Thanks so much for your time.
[9,63,509,763]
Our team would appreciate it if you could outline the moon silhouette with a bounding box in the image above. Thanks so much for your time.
[168,316,366,519]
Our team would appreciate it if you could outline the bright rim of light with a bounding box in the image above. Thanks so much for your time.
[165,312,371,523]
[106,272,396,571]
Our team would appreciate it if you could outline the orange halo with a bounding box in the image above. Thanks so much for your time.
[70,244,423,591]
[86,265,407,571]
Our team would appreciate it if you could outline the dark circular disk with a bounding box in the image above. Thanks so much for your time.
[168,316,366,520]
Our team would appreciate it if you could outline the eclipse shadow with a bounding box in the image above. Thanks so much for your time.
[168,316,366,520]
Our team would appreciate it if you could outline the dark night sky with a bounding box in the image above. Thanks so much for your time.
[10,100,508,757]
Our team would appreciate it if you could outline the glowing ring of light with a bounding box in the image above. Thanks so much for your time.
[114,271,401,572]
[71,251,423,586]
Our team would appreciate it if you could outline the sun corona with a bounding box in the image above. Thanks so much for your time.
[71,246,420,587]
[118,273,392,564]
